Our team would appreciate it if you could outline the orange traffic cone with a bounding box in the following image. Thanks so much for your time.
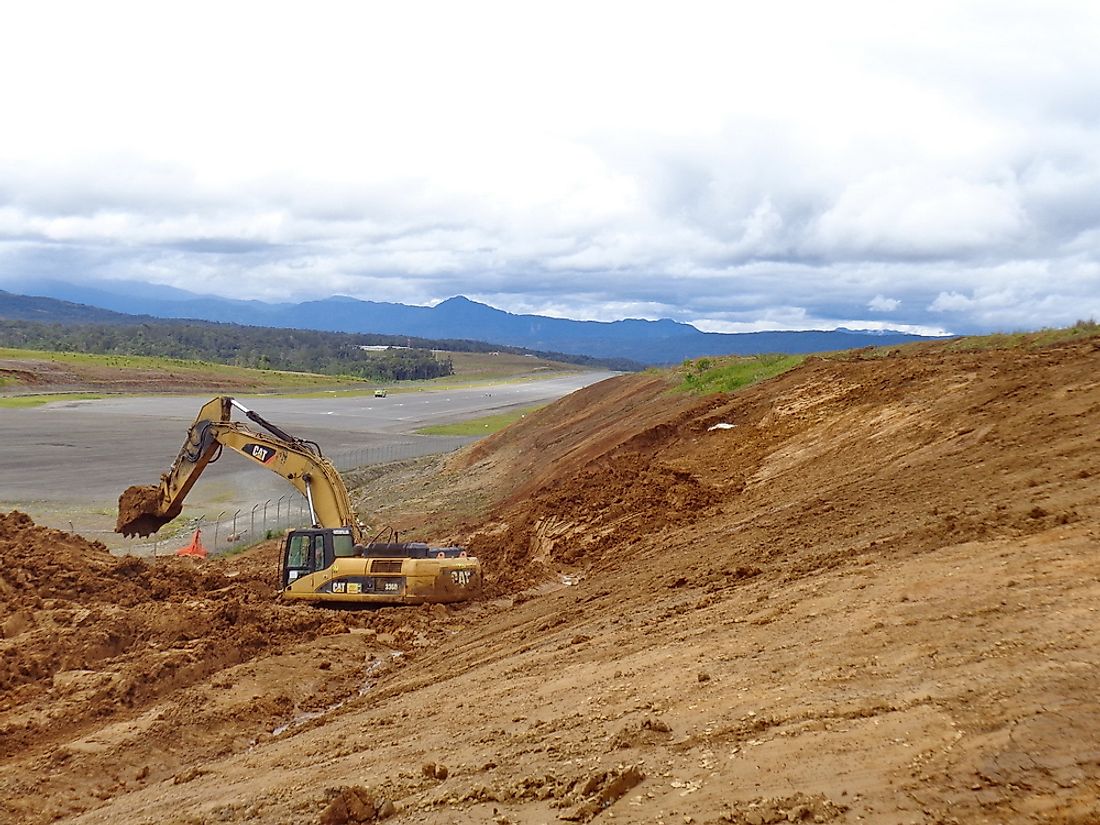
[176,528,208,559]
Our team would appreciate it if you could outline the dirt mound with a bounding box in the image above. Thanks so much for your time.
[0,511,233,615]
[0,512,471,822]
[0,366,44,385]
[0,512,417,763]
[464,337,1100,594]
[451,371,699,504]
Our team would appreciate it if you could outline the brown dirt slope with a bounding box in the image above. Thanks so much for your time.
[451,370,695,502]
[1,336,1099,824]
[464,339,1099,593]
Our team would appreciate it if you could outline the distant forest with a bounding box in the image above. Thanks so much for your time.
[0,319,451,381]
[0,318,638,379]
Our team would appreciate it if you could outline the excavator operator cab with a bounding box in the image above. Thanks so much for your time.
[281,527,357,587]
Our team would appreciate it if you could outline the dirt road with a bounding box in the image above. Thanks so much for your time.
[1,336,1098,824]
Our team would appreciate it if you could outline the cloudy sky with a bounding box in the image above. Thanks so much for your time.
[1,1,1098,335]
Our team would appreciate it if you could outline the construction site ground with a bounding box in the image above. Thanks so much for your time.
[1,336,1099,824]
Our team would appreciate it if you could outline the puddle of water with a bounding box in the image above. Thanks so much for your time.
[272,705,339,736]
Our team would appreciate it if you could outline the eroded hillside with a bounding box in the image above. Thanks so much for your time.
[1,337,1098,824]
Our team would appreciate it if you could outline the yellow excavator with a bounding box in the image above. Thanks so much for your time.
[115,396,481,605]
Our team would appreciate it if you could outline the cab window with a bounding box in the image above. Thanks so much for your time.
[332,532,356,558]
[309,536,325,569]
[287,534,310,568]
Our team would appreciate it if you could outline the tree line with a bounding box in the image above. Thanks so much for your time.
[0,316,642,375]
[0,319,454,381]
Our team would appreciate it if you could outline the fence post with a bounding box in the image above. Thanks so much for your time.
[250,503,261,537]
[213,511,226,548]
[262,500,271,536]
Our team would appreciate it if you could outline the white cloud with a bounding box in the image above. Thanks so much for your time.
[692,316,951,337]
[0,1,1099,335]
[810,170,1026,258]
[926,261,1100,329]
[869,295,901,312]
[929,292,977,312]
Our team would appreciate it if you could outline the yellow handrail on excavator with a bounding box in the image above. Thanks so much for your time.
[115,396,481,605]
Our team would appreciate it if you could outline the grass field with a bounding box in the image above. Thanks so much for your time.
[415,405,545,436]
[0,346,592,398]
[442,351,585,381]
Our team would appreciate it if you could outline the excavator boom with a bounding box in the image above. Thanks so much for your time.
[117,397,356,539]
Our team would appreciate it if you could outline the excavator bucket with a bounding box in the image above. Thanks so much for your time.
[116,485,181,538]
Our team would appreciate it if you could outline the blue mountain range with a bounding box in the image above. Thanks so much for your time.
[0,279,935,364]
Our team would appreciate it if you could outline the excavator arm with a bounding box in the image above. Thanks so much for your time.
[116,397,359,539]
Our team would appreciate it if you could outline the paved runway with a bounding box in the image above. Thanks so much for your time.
[0,372,614,543]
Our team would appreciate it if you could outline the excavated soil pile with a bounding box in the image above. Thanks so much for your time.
[0,513,439,775]
[0,511,235,615]
[0,511,460,823]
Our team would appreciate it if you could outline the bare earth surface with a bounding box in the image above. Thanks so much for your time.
[0,357,290,394]
[1,338,1099,824]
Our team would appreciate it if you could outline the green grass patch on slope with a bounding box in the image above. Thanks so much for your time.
[676,353,805,395]
[941,319,1100,352]
[416,405,545,436]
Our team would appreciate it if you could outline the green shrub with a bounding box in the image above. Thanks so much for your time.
[677,354,804,395]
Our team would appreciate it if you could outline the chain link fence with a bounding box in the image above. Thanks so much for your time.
[327,435,474,473]
[123,435,476,557]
